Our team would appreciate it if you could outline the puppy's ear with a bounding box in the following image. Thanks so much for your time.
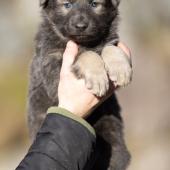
[111,0,120,7]
[40,0,48,7]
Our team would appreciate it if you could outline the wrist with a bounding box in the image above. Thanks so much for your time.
[47,106,96,136]
[58,103,85,118]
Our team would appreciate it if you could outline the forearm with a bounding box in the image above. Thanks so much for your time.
[16,107,96,170]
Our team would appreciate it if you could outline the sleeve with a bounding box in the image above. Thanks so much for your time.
[16,107,96,170]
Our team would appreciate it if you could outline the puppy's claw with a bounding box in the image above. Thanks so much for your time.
[85,73,109,97]
[85,80,92,89]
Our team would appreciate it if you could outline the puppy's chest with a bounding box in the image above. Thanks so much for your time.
[79,45,104,55]
[46,44,104,63]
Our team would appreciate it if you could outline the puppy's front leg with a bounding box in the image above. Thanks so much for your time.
[101,45,132,87]
[41,52,63,102]
[72,51,109,97]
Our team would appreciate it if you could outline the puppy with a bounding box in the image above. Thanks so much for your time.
[28,0,132,169]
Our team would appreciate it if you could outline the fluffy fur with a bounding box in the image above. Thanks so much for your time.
[28,0,131,169]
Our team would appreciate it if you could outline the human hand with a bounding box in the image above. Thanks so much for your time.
[58,41,131,118]
[58,41,100,118]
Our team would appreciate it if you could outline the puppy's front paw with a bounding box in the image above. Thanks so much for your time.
[102,45,132,87]
[72,51,109,97]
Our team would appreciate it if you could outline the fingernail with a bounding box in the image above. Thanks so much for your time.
[118,42,131,57]
[67,40,75,48]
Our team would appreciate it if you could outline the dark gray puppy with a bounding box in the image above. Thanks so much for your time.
[28,0,132,169]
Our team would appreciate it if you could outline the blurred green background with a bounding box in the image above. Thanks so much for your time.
[0,0,170,169]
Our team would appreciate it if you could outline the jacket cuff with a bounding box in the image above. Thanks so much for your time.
[47,106,96,137]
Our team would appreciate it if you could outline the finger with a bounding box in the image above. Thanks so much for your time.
[118,42,131,58]
[118,42,132,67]
[61,41,78,74]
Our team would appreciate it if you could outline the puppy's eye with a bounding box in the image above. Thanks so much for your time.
[90,2,98,8]
[63,2,72,9]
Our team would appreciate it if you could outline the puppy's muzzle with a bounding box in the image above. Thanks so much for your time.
[69,14,89,32]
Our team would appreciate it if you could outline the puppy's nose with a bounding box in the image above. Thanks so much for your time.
[76,22,88,29]
[75,22,88,31]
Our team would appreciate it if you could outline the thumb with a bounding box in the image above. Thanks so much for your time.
[61,41,78,74]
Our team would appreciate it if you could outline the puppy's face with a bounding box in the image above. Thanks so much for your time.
[41,0,120,44]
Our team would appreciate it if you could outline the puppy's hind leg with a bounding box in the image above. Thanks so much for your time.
[88,95,131,170]
[94,115,131,170]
